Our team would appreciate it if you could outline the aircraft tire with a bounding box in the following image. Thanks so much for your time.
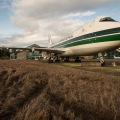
[101,61,105,66]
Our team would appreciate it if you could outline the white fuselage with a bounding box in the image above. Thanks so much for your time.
[52,16,120,56]
[62,40,120,56]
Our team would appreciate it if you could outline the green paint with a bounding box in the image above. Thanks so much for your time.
[63,34,120,48]
[52,27,120,48]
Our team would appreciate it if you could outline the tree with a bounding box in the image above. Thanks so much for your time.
[0,48,10,59]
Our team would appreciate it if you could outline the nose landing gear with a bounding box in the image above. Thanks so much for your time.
[98,53,105,66]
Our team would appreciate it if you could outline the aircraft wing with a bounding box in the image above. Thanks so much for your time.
[0,47,31,50]
[0,46,66,54]
[34,47,66,54]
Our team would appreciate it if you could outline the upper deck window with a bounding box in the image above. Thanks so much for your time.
[99,17,117,22]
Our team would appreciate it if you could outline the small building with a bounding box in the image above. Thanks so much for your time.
[93,49,120,59]
[17,51,27,60]
[10,44,44,60]
[105,49,120,58]
[16,51,41,60]
[10,53,16,60]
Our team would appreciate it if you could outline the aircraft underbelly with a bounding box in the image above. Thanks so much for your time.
[62,40,120,56]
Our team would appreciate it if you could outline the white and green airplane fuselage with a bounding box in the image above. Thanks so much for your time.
[51,16,120,56]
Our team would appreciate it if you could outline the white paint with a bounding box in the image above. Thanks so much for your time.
[52,16,120,57]
[62,40,120,56]
[53,16,120,47]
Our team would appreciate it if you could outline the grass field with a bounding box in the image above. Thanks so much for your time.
[56,62,120,76]
[0,60,120,120]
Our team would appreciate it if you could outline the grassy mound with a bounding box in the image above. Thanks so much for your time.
[0,60,120,120]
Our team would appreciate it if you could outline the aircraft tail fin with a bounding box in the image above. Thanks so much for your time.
[48,31,53,47]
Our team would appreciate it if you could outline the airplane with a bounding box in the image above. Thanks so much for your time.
[0,16,120,66]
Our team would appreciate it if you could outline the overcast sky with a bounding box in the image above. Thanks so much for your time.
[0,0,120,47]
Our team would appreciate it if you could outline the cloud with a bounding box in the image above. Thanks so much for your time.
[12,0,118,20]
[64,11,95,20]
[9,0,120,47]
[0,0,11,9]
[1,33,47,47]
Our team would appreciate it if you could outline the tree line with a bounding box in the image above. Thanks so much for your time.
[0,48,10,59]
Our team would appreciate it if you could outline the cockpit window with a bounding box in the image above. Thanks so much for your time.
[99,17,117,22]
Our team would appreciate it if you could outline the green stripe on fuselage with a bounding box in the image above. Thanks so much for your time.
[52,27,120,48]
[63,33,120,48]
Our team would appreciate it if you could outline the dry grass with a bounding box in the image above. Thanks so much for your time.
[0,60,120,120]
[57,62,120,76]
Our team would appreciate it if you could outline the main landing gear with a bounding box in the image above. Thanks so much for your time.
[63,57,70,62]
[48,53,60,63]
[75,57,81,62]
[63,57,81,62]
